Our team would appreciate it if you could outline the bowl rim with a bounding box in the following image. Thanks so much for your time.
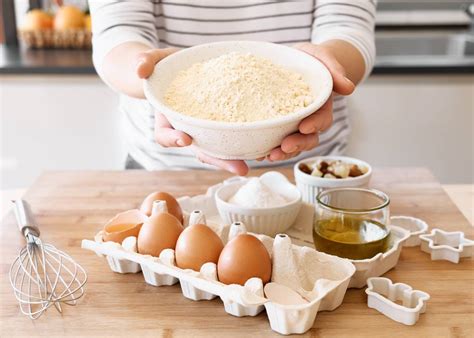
[215,178,302,212]
[294,155,372,183]
[316,187,390,213]
[143,40,333,130]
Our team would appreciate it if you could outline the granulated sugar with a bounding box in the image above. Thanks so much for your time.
[228,177,288,208]
[164,52,314,123]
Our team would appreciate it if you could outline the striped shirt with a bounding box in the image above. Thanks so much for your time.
[89,0,376,170]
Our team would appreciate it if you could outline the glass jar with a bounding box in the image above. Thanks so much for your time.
[313,188,390,260]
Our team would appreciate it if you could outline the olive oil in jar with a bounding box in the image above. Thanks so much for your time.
[313,216,390,260]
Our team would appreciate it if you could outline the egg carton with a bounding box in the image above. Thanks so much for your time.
[348,226,410,288]
[82,223,355,335]
[178,181,411,289]
[92,232,142,274]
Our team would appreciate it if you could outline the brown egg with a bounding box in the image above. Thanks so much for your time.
[140,191,183,223]
[175,224,224,271]
[102,209,147,243]
[137,208,183,257]
[103,223,142,244]
[217,234,272,285]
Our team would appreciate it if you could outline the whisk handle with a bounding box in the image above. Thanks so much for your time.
[12,200,40,238]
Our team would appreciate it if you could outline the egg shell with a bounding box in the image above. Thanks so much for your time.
[102,209,147,243]
[140,191,184,223]
[175,224,224,271]
[137,212,183,257]
[217,234,272,286]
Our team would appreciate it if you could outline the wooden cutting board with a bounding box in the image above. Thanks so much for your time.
[0,168,472,337]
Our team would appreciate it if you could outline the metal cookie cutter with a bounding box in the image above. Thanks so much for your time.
[419,228,474,263]
[365,277,430,326]
[390,216,429,247]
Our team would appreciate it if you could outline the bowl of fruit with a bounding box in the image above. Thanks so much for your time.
[18,5,91,49]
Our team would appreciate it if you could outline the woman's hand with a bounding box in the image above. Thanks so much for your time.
[135,43,355,173]
[136,49,249,176]
[264,43,355,162]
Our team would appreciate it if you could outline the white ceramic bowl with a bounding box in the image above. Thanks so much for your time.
[143,41,333,160]
[215,172,302,236]
[294,156,372,204]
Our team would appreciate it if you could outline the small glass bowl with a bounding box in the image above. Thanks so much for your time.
[313,188,390,260]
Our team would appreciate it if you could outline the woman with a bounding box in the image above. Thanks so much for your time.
[89,0,375,175]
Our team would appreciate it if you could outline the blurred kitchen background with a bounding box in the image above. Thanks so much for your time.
[1,0,473,194]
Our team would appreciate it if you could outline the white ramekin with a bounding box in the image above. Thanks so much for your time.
[144,41,333,160]
[294,156,372,204]
[215,172,302,236]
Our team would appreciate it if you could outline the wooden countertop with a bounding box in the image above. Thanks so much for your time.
[0,168,472,337]
[3,184,472,223]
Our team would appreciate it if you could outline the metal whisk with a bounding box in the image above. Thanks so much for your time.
[9,200,87,319]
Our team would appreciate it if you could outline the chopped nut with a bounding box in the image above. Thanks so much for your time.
[303,159,368,179]
[299,163,312,175]
[328,170,342,179]
[319,161,329,173]
[333,163,350,178]
[349,164,363,177]
[309,161,319,171]
[311,167,323,177]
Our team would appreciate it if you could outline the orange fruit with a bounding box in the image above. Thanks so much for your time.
[54,5,85,30]
[84,15,92,32]
[23,9,53,30]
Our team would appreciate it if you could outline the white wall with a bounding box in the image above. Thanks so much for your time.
[0,74,473,190]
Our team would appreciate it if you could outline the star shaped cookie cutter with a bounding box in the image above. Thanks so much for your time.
[419,228,474,263]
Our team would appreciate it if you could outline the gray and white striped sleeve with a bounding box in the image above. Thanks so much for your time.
[312,0,376,80]
[89,0,159,79]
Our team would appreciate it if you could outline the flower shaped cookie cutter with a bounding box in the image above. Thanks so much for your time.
[390,216,429,247]
[365,277,430,326]
[419,228,474,263]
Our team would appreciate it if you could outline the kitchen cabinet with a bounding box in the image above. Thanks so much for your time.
[347,74,473,184]
[0,75,126,189]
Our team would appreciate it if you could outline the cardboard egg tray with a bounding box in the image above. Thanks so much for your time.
[82,179,413,334]
[347,226,410,288]
[177,180,411,289]
[82,225,355,335]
